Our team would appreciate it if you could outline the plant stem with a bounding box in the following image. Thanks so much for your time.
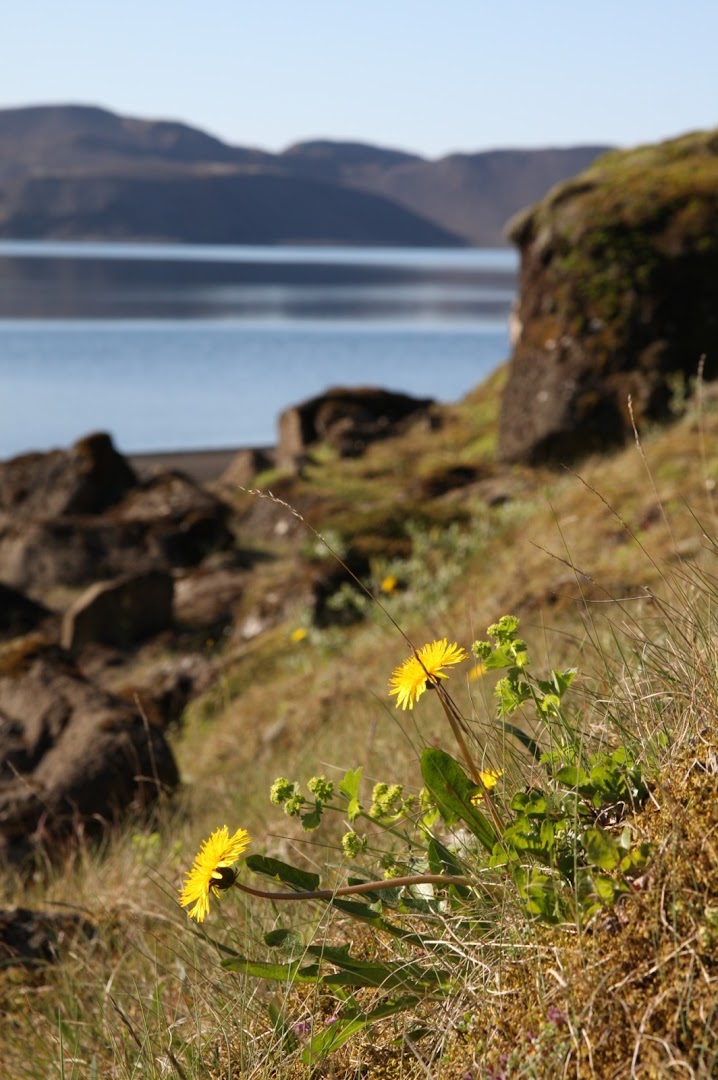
[234,873,469,903]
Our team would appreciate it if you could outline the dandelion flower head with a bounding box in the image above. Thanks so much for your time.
[179,825,251,922]
[389,638,468,710]
[471,769,503,804]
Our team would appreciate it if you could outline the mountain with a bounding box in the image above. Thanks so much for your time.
[0,105,611,246]
[276,142,613,246]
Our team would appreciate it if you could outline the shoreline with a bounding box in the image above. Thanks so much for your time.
[129,446,271,485]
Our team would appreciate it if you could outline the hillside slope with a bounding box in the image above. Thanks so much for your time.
[0,104,610,245]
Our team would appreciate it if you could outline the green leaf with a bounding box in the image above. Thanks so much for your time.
[264,928,305,958]
[245,854,320,892]
[555,764,591,789]
[584,827,621,871]
[510,790,548,816]
[339,767,362,802]
[500,721,544,761]
[483,645,518,671]
[329,898,437,949]
[420,748,497,852]
[300,805,323,831]
[305,944,452,990]
[222,956,320,982]
[427,837,470,895]
[301,998,420,1063]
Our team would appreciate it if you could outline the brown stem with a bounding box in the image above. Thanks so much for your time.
[233,873,470,903]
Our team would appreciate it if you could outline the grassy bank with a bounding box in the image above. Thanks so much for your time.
[2,372,718,1078]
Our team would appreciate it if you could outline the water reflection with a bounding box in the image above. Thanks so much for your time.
[0,242,517,322]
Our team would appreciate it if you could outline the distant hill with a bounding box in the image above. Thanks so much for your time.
[0,105,612,246]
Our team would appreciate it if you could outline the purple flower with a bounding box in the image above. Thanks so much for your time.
[325,1015,338,1025]
[546,1006,567,1027]
[293,1020,311,1037]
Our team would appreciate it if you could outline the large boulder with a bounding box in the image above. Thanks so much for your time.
[278,387,435,468]
[0,638,178,858]
[0,432,138,518]
[0,466,233,592]
[499,129,718,465]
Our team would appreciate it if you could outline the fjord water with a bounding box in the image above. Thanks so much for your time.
[0,242,517,457]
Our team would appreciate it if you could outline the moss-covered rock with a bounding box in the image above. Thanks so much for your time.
[499,129,718,464]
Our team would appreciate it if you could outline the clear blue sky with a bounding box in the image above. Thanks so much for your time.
[4,0,717,157]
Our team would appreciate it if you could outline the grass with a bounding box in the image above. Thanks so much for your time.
[3,373,718,1078]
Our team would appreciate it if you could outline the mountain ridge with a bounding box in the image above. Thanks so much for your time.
[0,104,612,246]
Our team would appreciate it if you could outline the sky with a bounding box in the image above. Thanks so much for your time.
[3,0,718,158]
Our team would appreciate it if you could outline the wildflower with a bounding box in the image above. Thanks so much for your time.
[270,777,297,805]
[285,792,306,817]
[380,574,398,595]
[389,638,468,710]
[341,831,367,859]
[179,825,251,922]
[370,782,404,818]
[307,775,334,802]
[470,769,503,804]
[290,627,308,643]
[546,1005,567,1028]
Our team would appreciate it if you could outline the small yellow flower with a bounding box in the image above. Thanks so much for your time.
[380,575,398,595]
[290,627,308,643]
[469,661,487,682]
[389,638,468,710]
[471,769,503,804]
[179,826,251,922]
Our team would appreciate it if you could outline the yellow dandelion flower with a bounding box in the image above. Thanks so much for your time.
[471,769,503,804]
[389,638,468,710]
[179,825,251,922]
[290,627,308,643]
[380,575,398,595]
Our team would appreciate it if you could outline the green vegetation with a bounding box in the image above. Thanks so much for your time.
[3,370,718,1078]
[511,127,718,362]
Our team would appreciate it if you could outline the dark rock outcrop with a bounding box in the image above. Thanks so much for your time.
[60,570,174,652]
[0,584,51,640]
[0,431,138,518]
[0,455,233,592]
[498,129,718,465]
[0,639,178,858]
[0,907,94,967]
[278,387,435,469]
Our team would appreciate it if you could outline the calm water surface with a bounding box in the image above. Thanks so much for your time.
[0,242,517,456]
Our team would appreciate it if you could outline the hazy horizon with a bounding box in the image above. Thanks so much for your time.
[3,1,717,160]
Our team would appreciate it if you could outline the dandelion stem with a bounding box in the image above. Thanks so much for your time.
[234,873,470,903]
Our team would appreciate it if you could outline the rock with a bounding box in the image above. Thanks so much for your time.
[112,469,234,567]
[0,638,178,858]
[60,570,174,651]
[0,432,137,517]
[309,553,371,628]
[277,387,435,469]
[119,653,215,729]
[0,584,51,640]
[499,130,718,465]
[217,447,276,489]
[0,468,233,592]
[0,907,94,967]
[173,565,246,630]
